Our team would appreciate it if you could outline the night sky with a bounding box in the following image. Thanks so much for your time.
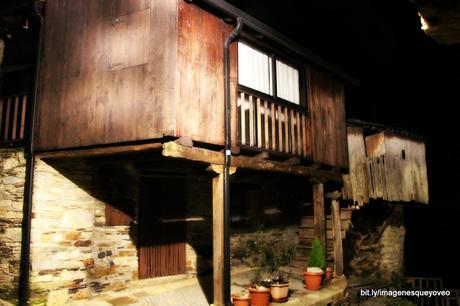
[227,0,460,286]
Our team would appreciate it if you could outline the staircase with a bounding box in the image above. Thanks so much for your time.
[291,208,353,270]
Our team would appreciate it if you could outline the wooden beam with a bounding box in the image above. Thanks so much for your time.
[325,191,342,200]
[211,168,224,306]
[174,136,193,147]
[37,142,163,159]
[313,183,326,252]
[254,151,269,159]
[208,164,236,306]
[163,141,342,182]
[284,157,301,165]
[331,199,344,276]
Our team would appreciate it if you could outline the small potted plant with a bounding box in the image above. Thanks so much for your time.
[325,266,334,280]
[231,289,250,306]
[304,237,326,290]
[248,271,272,306]
[240,231,296,305]
[270,269,291,302]
[267,241,295,302]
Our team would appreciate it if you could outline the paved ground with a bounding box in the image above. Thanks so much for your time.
[65,267,346,306]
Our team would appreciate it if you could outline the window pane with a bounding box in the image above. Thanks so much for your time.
[238,42,272,95]
[276,60,300,104]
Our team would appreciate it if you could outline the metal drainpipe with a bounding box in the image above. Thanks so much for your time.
[18,1,44,305]
[223,17,243,306]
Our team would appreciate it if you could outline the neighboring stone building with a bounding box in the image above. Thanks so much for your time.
[0,149,26,299]
[342,121,428,282]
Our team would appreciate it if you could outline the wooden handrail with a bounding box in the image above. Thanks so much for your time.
[237,88,310,157]
[0,94,28,145]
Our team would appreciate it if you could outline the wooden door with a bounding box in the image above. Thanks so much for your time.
[138,177,187,279]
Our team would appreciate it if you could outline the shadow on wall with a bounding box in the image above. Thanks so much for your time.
[34,157,215,303]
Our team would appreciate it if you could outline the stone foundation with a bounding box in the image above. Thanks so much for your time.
[30,158,138,303]
[0,149,26,301]
[29,158,217,303]
[345,203,405,282]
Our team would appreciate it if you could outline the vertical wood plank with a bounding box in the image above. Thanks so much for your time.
[256,97,262,148]
[302,114,307,157]
[277,105,283,151]
[4,98,11,141]
[284,107,289,153]
[0,99,3,140]
[11,96,19,140]
[264,100,269,149]
[20,96,27,139]
[240,92,246,145]
[212,169,224,306]
[271,103,276,150]
[331,199,344,276]
[249,95,254,146]
[290,109,296,155]
[296,112,301,155]
[313,183,326,254]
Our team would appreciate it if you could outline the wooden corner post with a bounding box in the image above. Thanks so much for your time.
[208,165,236,306]
[312,183,326,254]
[331,198,344,276]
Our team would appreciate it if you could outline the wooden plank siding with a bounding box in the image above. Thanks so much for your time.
[308,68,348,169]
[34,0,347,176]
[343,129,429,205]
[175,1,238,147]
[35,0,178,150]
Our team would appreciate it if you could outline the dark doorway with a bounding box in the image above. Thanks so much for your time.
[138,177,187,279]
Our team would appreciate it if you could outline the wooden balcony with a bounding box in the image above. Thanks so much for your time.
[0,94,28,147]
[237,87,311,158]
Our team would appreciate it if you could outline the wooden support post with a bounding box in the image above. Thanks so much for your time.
[208,165,236,306]
[331,199,344,276]
[313,183,326,253]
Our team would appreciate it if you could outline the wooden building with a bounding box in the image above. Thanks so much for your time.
[0,1,428,305]
[343,120,429,207]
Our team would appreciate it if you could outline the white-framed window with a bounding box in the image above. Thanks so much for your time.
[237,41,301,105]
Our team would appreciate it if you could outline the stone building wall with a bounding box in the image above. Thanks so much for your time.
[379,206,405,281]
[30,158,138,303]
[345,204,405,282]
[0,149,26,301]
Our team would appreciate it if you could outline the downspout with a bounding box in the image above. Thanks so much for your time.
[223,17,243,305]
[18,1,44,305]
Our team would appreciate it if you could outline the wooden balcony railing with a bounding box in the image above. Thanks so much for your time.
[0,94,28,145]
[238,88,310,157]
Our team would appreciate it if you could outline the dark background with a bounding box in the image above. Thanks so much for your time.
[227,0,460,288]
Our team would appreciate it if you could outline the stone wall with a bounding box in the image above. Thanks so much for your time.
[0,149,26,301]
[345,203,406,282]
[379,206,405,280]
[30,158,138,303]
[230,226,299,268]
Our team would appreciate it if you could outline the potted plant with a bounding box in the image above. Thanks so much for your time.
[266,242,295,302]
[270,269,291,302]
[241,231,296,304]
[325,266,334,280]
[248,270,271,306]
[231,289,250,306]
[304,237,326,290]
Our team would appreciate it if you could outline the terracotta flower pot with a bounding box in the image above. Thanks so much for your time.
[304,270,324,290]
[232,294,250,306]
[249,287,271,306]
[325,267,333,280]
[270,282,290,300]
